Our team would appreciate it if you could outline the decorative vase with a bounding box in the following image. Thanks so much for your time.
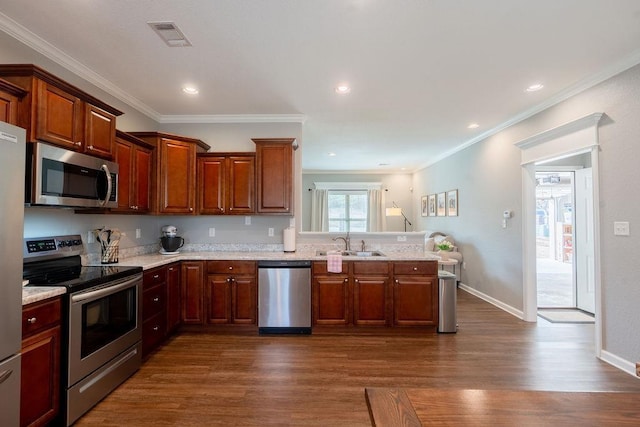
[438,250,450,260]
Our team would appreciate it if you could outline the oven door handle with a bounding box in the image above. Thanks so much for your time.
[71,275,140,303]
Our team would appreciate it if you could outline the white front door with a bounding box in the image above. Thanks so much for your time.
[575,167,595,313]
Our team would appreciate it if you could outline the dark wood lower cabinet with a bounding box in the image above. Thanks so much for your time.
[20,297,61,427]
[353,276,390,326]
[313,275,351,325]
[181,262,205,324]
[205,261,257,325]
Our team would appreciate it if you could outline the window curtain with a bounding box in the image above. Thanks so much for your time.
[367,189,385,232]
[310,189,329,231]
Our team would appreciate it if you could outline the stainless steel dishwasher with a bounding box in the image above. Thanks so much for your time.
[258,260,312,334]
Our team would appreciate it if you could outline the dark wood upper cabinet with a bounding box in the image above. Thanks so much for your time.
[114,130,154,213]
[197,153,255,215]
[0,77,27,125]
[0,64,122,159]
[130,132,210,215]
[253,138,295,215]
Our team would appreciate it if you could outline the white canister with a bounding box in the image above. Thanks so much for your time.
[283,227,296,252]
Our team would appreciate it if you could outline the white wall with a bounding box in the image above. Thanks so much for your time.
[414,63,640,367]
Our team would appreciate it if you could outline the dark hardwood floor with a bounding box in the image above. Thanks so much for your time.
[75,290,640,426]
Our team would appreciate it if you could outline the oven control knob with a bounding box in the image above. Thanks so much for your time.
[64,240,73,247]
[73,240,82,246]
[57,241,67,247]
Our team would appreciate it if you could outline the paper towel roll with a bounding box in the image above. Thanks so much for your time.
[283,227,296,252]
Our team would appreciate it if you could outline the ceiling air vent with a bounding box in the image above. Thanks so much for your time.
[148,21,192,47]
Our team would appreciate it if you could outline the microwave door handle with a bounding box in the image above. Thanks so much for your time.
[99,164,112,206]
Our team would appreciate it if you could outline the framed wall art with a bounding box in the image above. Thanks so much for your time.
[436,192,446,216]
[421,196,428,217]
[428,194,436,216]
[446,189,458,216]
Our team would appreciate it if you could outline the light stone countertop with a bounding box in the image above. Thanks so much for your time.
[91,250,441,270]
[22,286,66,306]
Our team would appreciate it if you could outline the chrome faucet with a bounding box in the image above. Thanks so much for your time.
[332,231,351,251]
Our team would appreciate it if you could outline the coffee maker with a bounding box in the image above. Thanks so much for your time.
[160,225,184,254]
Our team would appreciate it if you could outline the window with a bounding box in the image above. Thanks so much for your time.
[327,190,368,232]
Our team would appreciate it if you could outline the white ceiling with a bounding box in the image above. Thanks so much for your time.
[1,0,640,172]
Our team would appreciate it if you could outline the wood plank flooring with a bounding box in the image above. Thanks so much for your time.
[75,290,640,426]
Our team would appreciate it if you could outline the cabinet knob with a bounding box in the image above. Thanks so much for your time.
[27,317,37,324]
[168,267,174,272]
[344,278,348,283]
[395,279,399,284]
[87,145,94,150]
[228,266,233,270]
[355,279,359,283]
[153,297,160,303]
[189,207,193,212]
[75,141,82,146]
[153,326,159,332]
[229,207,233,211]
[413,267,418,271]
[153,274,160,279]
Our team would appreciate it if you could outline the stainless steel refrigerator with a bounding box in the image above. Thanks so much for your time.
[0,121,25,426]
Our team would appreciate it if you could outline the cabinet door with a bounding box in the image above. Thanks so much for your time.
[198,156,226,214]
[166,263,181,333]
[0,88,19,125]
[206,275,231,324]
[254,139,294,214]
[227,156,255,214]
[114,138,134,211]
[181,262,204,324]
[20,326,61,427]
[84,104,116,159]
[35,79,84,150]
[231,276,256,324]
[160,138,196,214]
[353,276,390,326]
[133,144,152,212]
[313,275,351,325]
[393,275,438,326]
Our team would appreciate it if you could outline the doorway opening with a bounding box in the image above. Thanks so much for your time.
[536,171,575,308]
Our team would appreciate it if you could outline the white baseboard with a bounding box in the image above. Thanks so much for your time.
[458,283,525,320]
[600,350,640,379]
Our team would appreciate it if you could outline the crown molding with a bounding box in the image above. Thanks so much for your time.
[0,11,163,121]
[413,48,640,173]
[157,114,307,124]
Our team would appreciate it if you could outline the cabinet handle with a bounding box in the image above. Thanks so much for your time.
[153,297,160,302]
[153,274,159,279]
[168,267,174,272]
[27,317,37,324]
[153,326,159,332]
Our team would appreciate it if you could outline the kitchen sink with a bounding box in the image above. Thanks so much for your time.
[315,250,386,257]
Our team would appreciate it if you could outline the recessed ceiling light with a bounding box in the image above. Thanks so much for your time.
[525,83,544,92]
[467,123,479,129]
[335,85,351,94]
[328,152,336,157]
[182,86,199,95]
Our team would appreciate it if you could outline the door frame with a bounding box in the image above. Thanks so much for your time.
[515,112,603,357]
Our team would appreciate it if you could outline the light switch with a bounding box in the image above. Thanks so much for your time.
[208,227,216,237]
[268,228,274,237]
[614,221,630,236]
[245,216,251,225]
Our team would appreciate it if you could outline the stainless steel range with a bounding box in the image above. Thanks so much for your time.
[23,235,143,426]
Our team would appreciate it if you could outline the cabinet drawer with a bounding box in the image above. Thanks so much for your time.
[393,261,437,275]
[22,297,61,338]
[207,260,256,275]
[312,261,351,276]
[143,283,166,320]
[353,261,390,275]
[142,312,167,356]
[144,267,167,287]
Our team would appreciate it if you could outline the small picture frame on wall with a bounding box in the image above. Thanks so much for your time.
[446,189,458,217]
[436,192,446,216]
[421,196,428,217]
[428,194,436,216]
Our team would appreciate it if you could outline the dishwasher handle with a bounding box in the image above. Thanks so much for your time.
[257,260,311,268]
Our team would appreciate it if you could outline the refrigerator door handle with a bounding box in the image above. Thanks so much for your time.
[0,369,14,384]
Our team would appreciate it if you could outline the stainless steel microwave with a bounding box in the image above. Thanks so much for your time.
[26,142,118,208]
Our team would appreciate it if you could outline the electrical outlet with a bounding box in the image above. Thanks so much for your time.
[209,227,215,237]
[87,231,95,244]
[135,228,141,239]
[268,228,274,237]
[245,216,251,225]
[397,235,407,242]
[636,362,640,377]
[462,262,467,270]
